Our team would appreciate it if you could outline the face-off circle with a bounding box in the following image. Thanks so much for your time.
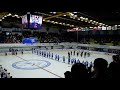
[12,60,51,70]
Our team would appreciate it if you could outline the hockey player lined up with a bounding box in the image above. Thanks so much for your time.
[85,61,89,68]
[51,53,53,59]
[15,51,17,55]
[39,51,41,56]
[11,49,14,55]
[41,51,43,56]
[49,52,50,58]
[84,61,87,68]
[32,48,34,53]
[74,51,75,56]
[71,59,74,64]
[90,61,93,67]
[68,57,71,64]
[63,56,65,63]
[68,52,70,59]
[84,52,87,58]
[45,52,47,57]
[41,52,43,56]
[37,50,39,55]
[58,55,60,61]
[74,58,77,64]
[34,49,36,53]
[42,51,43,56]
[41,51,42,56]
[87,52,90,57]
[71,58,77,64]
[47,53,48,58]
[44,51,46,57]
[81,51,83,57]
[77,59,80,63]
[39,50,40,55]
[8,48,10,52]
[21,49,23,55]
[77,52,79,57]
[45,47,48,50]
[5,52,7,56]
[71,51,72,55]
[62,45,64,50]
[55,54,57,60]
[88,61,93,73]
[82,61,85,65]
[43,52,45,57]
[12,49,14,55]
[43,51,45,57]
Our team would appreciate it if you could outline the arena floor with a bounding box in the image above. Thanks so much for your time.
[0,49,114,78]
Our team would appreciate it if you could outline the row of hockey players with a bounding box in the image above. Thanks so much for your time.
[32,48,93,68]
[5,48,24,56]
[68,50,91,58]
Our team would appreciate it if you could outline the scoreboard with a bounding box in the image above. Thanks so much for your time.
[29,15,42,29]
[22,15,28,28]
[22,13,43,29]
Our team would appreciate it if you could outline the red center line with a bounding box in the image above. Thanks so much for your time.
[15,55,63,78]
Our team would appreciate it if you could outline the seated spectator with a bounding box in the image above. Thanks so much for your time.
[6,73,11,78]
[0,65,12,78]
[91,58,110,80]
[64,71,71,79]
[0,65,2,68]
[64,63,89,80]
[71,63,89,80]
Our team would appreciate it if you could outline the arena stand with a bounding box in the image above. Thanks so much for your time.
[0,30,120,46]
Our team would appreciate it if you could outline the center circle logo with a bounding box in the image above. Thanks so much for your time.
[12,60,51,70]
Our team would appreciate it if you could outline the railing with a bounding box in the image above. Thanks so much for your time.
[0,42,119,50]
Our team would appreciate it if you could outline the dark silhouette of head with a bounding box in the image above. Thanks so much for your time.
[112,55,117,62]
[93,58,108,73]
[112,54,120,64]
[116,55,120,61]
[64,71,71,79]
[71,63,88,79]
[91,58,110,80]
[109,62,120,76]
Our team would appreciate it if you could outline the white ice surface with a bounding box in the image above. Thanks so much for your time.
[0,49,114,78]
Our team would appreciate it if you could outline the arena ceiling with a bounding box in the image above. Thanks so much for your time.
[0,8,120,29]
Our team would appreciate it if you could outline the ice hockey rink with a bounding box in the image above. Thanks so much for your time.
[0,48,115,78]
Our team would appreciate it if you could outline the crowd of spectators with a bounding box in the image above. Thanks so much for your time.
[64,54,120,80]
[79,35,120,46]
[4,35,20,43]
[0,31,120,46]
[0,65,12,78]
